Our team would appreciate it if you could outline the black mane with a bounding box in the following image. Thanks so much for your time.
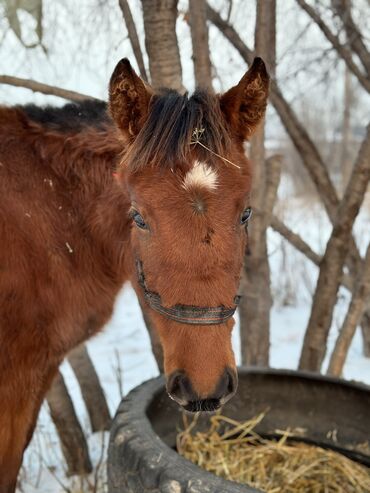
[19,99,110,132]
[124,89,232,171]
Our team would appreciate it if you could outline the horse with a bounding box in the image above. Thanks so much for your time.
[0,57,269,492]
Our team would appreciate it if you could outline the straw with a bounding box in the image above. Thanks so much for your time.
[177,413,370,493]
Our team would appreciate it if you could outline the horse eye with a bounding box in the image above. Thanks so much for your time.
[241,207,252,225]
[130,210,148,230]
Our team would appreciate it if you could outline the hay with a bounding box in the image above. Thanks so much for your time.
[177,413,370,493]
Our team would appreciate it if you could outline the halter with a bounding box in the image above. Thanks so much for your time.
[136,260,240,325]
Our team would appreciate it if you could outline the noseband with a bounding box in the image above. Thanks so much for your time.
[136,260,240,325]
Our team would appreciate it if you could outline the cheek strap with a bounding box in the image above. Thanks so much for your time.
[136,259,240,325]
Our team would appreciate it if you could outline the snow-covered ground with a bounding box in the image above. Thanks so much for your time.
[18,194,370,493]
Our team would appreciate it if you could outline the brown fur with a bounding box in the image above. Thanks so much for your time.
[0,57,268,492]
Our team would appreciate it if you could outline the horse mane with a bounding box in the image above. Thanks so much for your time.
[123,89,232,172]
[18,99,110,132]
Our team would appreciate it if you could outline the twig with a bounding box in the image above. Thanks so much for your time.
[0,75,100,102]
[118,0,148,82]
[296,0,370,93]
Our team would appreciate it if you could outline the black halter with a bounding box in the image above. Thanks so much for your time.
[136,260,240,325]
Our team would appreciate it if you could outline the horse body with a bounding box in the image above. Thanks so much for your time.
[0,58,269,491]
[0,104,129,490]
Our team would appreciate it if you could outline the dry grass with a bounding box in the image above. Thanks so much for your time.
[177,413,370,493]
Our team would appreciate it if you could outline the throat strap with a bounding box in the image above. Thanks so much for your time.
[136,260,240,325]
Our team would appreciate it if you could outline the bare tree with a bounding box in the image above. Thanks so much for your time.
[238,0,276,366]
[331,0,370,76]
[188,0,213,91]
[68,344,111,432]
[299,126,370,371]
[206,3,370,367]
[46,371,92,476]
[296,0,370,93]
[340,68,353,192]
[327,242,370,376]
[141,0,184,92]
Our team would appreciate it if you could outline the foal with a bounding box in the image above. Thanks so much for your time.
[0,57,269,491]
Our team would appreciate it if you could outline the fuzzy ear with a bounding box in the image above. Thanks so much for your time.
[109,58,153,138]
[220,57,269,141]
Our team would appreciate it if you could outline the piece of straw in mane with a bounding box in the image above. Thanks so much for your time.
[123,89,232,171]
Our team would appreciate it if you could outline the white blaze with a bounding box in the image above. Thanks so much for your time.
[183,160,218,191]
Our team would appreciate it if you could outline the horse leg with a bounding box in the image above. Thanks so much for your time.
[0,397,35,493]
[0,365,59,493]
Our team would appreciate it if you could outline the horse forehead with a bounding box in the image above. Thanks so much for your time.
[182,160,218,192]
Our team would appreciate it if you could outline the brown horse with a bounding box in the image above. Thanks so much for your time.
[0,57,269,492]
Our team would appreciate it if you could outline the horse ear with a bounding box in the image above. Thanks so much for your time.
[220,57,269,141]
[109,58,153,138]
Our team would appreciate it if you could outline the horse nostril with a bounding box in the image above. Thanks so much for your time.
[166,371,193,404]
[213,368,238,403]
[166,369,237,409]
[226,369,238,397]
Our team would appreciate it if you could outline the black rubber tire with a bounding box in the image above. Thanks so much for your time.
[108,368,370,493]
[108,377,259,493]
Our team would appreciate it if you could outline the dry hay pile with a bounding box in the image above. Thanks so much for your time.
[177,413,370,493]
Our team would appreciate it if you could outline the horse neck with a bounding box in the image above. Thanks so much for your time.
[26,119,132,274]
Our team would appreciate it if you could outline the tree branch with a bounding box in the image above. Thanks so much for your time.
[332,0,370,76]
[327,241,370,376]
[270,216,321,266]
[299,124,370,372]
[296,0,370,93]
[0,75,100,102]
[118,0,148,82]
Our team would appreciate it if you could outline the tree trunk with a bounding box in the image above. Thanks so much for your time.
[47,371,92,476]
[299,126,370,372]
[188,0,213,91]
[340,67,352,192]
[68,344,111,432]
[327,242,370,376]
[239,0,276,367]
[141,0,184,92]
[361,313,370,357]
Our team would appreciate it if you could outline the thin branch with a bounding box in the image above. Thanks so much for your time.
[270,216,321,266]
[296,0,370,92]
[327,241,370,376]
[206,4,254,61]
[0,75,100,102]
[270,215,356,295]
[331,0,370,76]
[118,0,148,82]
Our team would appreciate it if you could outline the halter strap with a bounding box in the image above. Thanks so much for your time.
[136,260,240,325]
